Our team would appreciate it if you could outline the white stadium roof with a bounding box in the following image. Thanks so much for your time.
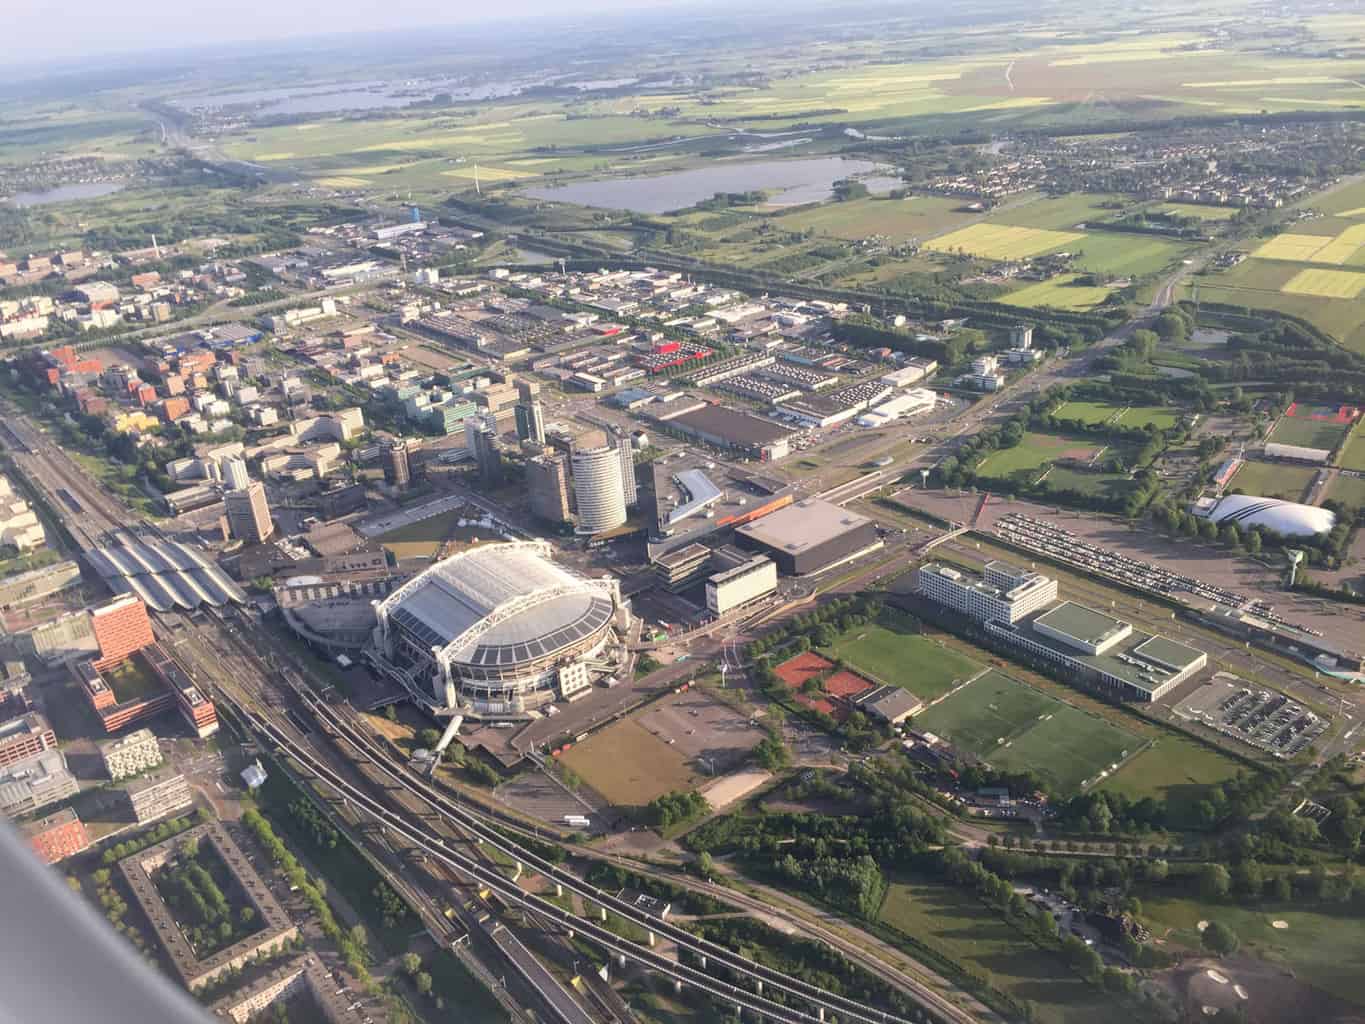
[1194,494,1336,537]
[378,541,613,668]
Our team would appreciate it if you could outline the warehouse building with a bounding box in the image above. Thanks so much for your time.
[735,498,881,576]
[654,404,791,461]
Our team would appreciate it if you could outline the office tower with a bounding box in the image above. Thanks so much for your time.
[224,481,273,544]
[381,437,411,488]
[465,416,503,487]
[222,457,250,491]
[571,446,627,535]
[515,399,546,446]
[527,453,572,524]
[616,434,638,508]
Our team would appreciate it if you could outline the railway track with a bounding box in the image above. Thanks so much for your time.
[229,695,906,1024]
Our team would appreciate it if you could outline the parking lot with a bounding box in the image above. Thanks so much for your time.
[1174,674,1329,757]
[636,687,765,776]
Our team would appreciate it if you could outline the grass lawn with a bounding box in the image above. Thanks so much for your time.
[915,671,1139,794]
[1138,893,1365,1007]
[1267,412,1352,451]
[1069,232,1194,277]
[998,274,1116,311]
[1327,472,1365,510]
[104,655,164,703]
[992,193,1131,230]
[376,510,496,560]
[776,194,974,240]
[1053,400,1180,430]
[879,876,1113,1024]
[559,718,697,809]
[1154,202,1240,221]
[821,611,982,700]
[1097,732,1244,828]
[975,431,1106,477]
[1341,420,1365,471]
[1228,460,1317,501]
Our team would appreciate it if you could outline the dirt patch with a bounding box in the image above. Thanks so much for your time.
[701,769,771,810]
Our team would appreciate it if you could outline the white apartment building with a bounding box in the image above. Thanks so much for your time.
[916,560,1058,624]
[99,727,163,781]
[706,555,778,616]
[0,475,46,552]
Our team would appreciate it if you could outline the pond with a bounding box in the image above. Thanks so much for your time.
[5,181,125,207]
[521,157,897,214]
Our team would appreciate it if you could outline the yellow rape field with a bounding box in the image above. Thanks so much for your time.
[1280,268,1365,299]
[922,222,1084,260]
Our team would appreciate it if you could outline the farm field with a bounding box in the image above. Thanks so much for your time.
[775,195,975,240]
[820,611,982,700]
[1097,732,1245,827]
[1138,893,1365,1008]
[879,876,1112,1024]
[1228,460,1317,501]
[559,718,698,808]
[999,274,1115,311]
[922,223,1083,261]
[1183,258,1365,355]
[1252,224,1365,266]
[1052,400,1181,430]
[991,193,1129,230]
[914,670,1141,795]
[1281,267,1365,299]
[1267,405,1356,450]
[1068,232,1194,277]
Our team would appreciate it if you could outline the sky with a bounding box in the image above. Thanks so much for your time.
[5,0,702,64]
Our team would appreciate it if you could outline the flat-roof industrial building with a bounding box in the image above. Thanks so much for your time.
[653,404,791,461]
[735,498,881,576]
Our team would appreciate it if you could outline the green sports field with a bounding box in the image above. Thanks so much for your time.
[1228,459,1317,501]
[821,611,981,700]
[1267,410,1352,451]
[915,671,1141,794]
[1052,400,1180,430]
[1098,732,1245,827]
[1340,420,1365,471]
[1327,473,1365,510]
[1068,233,1195,277]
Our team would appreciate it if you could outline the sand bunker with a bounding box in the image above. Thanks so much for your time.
[1197,920,1210,931]
[1272,920,1290,929]
[1206,969,1229,984]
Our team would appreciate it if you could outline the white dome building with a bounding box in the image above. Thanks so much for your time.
[1192,494,1336,537]
[371,541,625,717]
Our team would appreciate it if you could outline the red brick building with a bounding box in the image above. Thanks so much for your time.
[161,396,191,422]
[0,711,57,768]
[92,595,155,671]
[164,374,186,396]
[23,808,90,864]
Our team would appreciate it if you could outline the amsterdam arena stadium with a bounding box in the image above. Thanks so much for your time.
[369,541,627,718]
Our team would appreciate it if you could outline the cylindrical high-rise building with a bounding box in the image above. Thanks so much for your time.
[381,437,411,488]
[571,446,627,535]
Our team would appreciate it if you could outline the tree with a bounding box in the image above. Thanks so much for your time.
[402,952,422,976]
[349,923,368,949]
[1202,921,1240,956]
[1246,530,1262,555]
[698,851,715,878]
[1199,863,1231,901]
[415,971,433,997]
[1198,518,1219,542]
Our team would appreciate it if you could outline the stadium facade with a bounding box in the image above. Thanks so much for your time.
[369,541,628,718]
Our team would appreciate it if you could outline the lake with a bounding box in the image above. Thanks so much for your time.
[521,157,897,214]
[5,182,125,207]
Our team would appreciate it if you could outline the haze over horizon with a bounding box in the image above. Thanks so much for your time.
[5,0,715,65]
